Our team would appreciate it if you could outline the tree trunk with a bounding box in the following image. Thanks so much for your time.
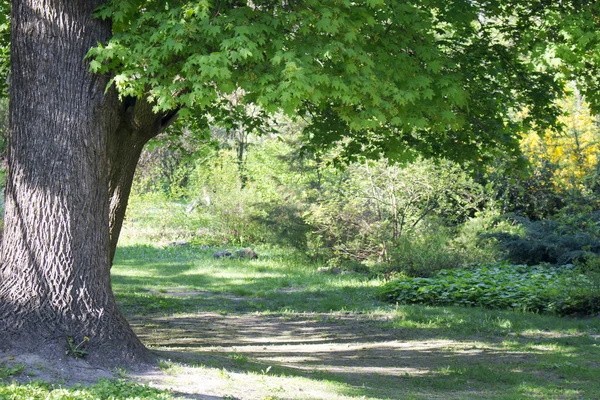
[108,97,178,263]
[0,0,151,365]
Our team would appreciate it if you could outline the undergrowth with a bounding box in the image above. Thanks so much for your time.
[379,263,600,315]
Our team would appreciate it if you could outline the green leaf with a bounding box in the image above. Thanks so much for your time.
[89,59,102,73]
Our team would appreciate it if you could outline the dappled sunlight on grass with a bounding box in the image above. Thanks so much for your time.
[141,323,595,399]
[108,242,600,399]
[112,243,384,315]
[387,304,600,338]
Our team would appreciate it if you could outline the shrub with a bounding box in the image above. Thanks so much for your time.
[185,148,269,244]
[483,213,600,265]
[375,211,506,277]
[382,223,464,277]
[379,263,600,316]
[252,199,310,249]
[450,210,506,264]
[305,157,490,269]
[576,251,600,274]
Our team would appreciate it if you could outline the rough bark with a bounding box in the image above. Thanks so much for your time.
[0,0,152,365]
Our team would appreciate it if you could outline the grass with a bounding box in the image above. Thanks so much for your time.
[111,236,600,399]
[0,363,24,380]
[2,228,600,398]
[112,242,381,316]
[0,379,173,399]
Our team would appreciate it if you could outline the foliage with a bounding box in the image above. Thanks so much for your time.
[540,2,600,113]
[519,86,600,212]
[484,153,564,220]
[88,0,564,164]
[65,336,90,359]
[0,363,24,380]
[133,125,321,247]
[126,84,600,278]
[450,209,510,264]
[130,124,216,196]
[305,157,490,268]
[576,251,600,275]
[381,216,505,277]
[482,213,600,265]
[481,88,600,220]
[379,263,600,316]
[130,128,505,275]
[185,144,278,244]
[383,225,466,277]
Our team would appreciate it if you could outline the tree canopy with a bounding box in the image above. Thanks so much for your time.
[85,0,572,164]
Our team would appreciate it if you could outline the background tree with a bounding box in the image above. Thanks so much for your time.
[521,87,600,210]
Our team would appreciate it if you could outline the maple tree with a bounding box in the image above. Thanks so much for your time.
[89,0,564,162]
[0,0,593,365]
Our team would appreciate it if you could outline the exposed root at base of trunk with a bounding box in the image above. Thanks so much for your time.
[0,350,161,387]
[0,325,155,369]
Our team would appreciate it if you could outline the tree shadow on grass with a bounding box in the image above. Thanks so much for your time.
[130,310,600,400]
[113,244,600,399]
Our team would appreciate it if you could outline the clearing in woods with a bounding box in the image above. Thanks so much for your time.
[2,243,600,399]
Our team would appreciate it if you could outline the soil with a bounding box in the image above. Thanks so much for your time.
[2,311,428,398]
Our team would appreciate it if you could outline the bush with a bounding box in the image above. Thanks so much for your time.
[381,223,464,277]
[576,251,600,275]
[379,263,600,316]
[187,154,269,244]
[483,213,600,265]
[305,157,490,269]
[252,199,311,249]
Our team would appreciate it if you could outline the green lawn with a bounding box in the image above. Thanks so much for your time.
[1,239,599,399]
[113,240,600,399]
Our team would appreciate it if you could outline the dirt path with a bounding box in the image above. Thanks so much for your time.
[3,311,427,399]
[2,297,571,399]
[122,311,520,400]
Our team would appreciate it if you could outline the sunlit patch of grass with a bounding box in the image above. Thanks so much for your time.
[518,382,584,400]
[0,379,174,399]
[107,236,600,399]
[158,360,184,375]
[385,304,600,338]
[112,243,385,315]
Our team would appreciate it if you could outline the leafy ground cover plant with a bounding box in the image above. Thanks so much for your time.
[379,263,600,315]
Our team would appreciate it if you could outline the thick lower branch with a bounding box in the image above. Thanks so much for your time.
[108,131,147,262]
[108,97,179,262]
